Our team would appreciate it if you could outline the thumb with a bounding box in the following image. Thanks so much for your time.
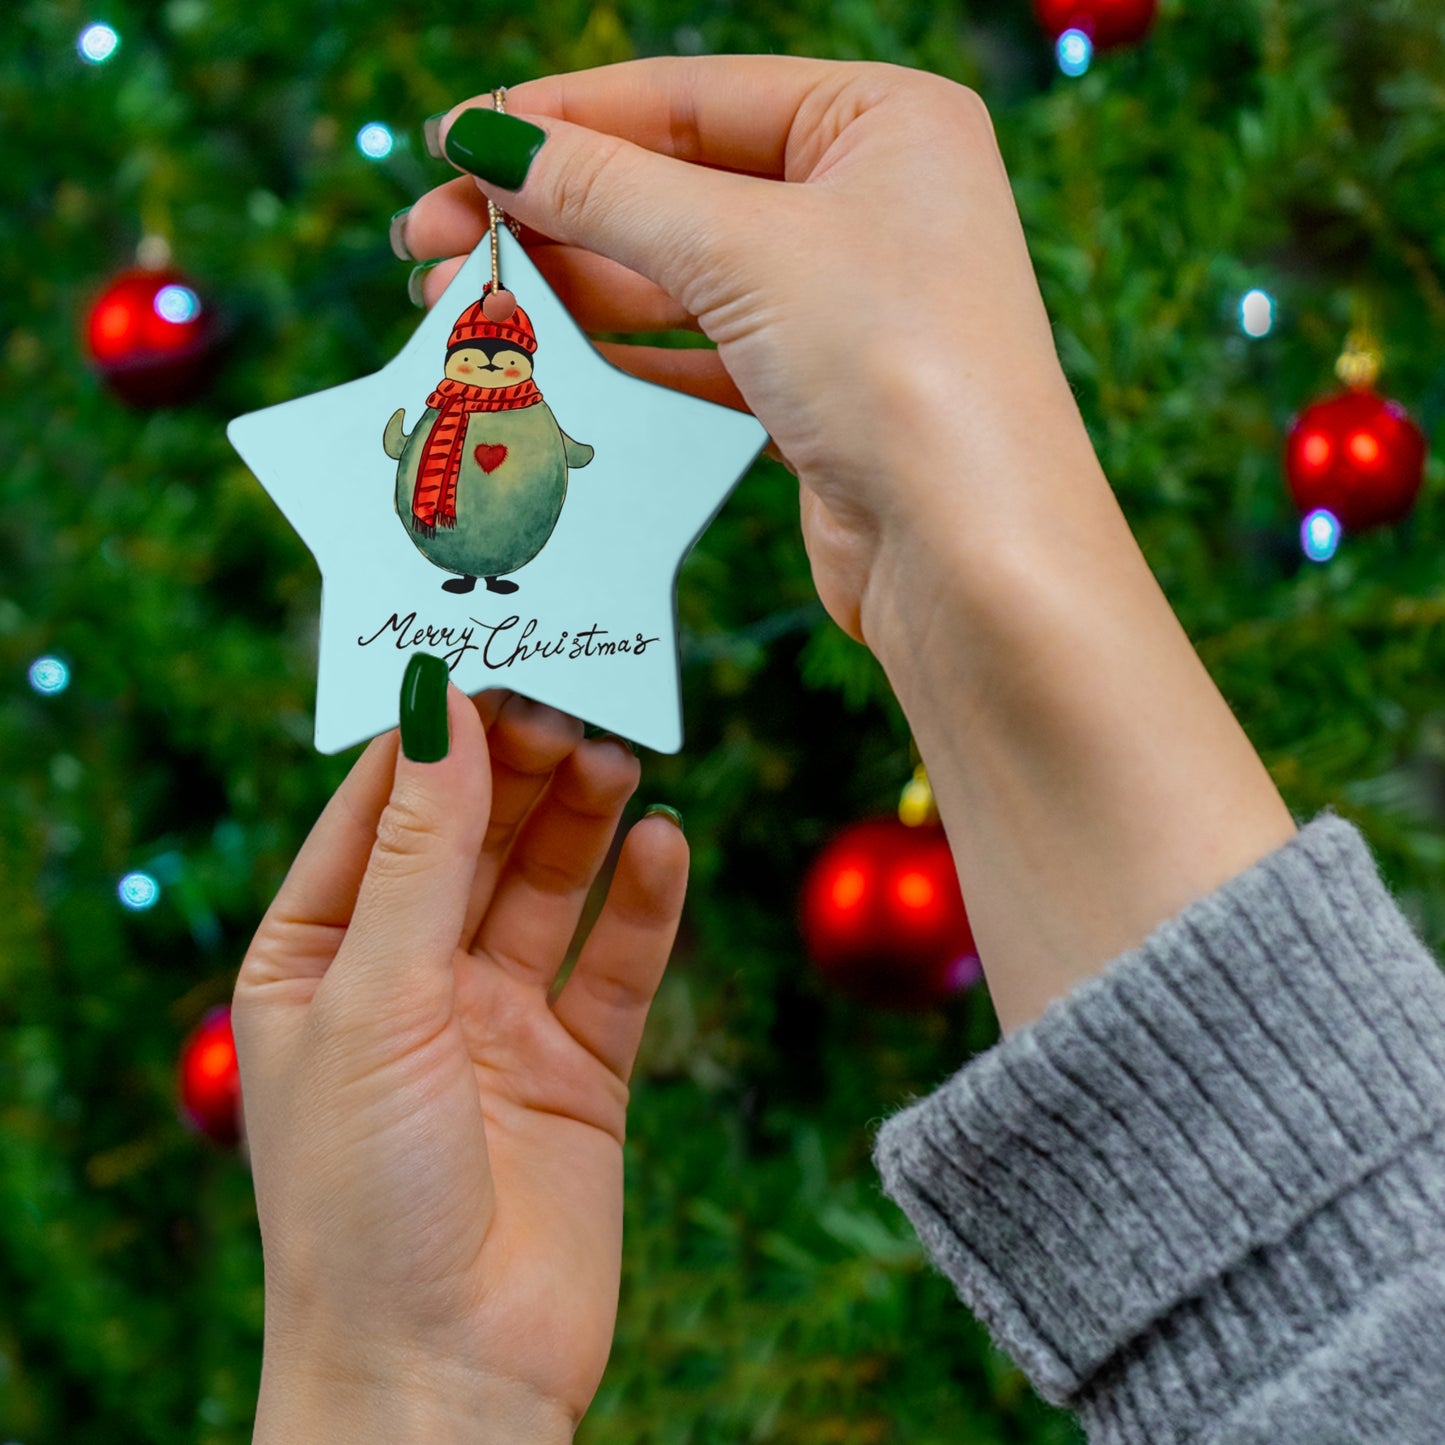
[321,655,490,1030]
[437,102,764,318]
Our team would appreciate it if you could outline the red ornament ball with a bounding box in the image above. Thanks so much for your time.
[800,817,980,1011]
[1033,0,1158,49]
[1285,388,1427,533]
[85,266,218,407]
[178,1005,243,1148]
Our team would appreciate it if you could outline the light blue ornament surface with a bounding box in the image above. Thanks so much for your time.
[227,230,767,754]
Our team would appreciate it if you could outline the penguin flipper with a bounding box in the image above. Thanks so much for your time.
[561,431,595,469]
[383,407,409,460]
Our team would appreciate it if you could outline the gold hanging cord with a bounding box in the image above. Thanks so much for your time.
[487,87,523,297]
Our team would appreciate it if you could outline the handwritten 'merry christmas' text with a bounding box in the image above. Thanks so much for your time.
[357,610,660,673]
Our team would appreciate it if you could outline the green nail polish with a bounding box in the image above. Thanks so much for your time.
[644,803,683,832]
[597,731,637,755]
[443,106,546,192]
[407,260,441,308]
[400,653,450,762]
[389,206,413,262]
[423,112,446,160]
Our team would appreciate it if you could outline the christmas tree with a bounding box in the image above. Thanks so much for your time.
[3,1,1443,1440]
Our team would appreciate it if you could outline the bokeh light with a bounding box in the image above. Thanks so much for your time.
[895,870,936,911]
[1240,288,1275,337]
[78,23,119,64]
[1348,430,1381,466]
[356,122,394,159]
[946,952,983,992]
[1299,431,1331,471]
[1057,29,1093,76]
[192,1035,236,1081]
[118,871,161,910]
[28,656,70,695]
[1301,508,1341,563]
[153,284,201,324]
[830,865,867,911]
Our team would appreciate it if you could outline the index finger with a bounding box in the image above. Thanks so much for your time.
[449,54,854,180]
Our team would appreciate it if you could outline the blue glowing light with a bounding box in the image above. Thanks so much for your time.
[154,284,201,324]
[1301,508,1341,563]
[1240,288,1275,338]
[356,123,395,159]
[78,23,120,64]
[118,871,161,910]
[28,657,70,695]
[1057,29,1093,77]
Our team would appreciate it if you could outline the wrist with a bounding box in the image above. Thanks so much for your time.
[254,1346,575,1445]
[858,383,1120,682]
[856,402,1295,1034]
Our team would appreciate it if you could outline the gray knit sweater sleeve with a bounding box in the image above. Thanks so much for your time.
[870,810,1445,1442]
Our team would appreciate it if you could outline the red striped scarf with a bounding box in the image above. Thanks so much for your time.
[411,376,543,532]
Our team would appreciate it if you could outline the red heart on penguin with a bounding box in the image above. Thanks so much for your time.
[474,444,508,474]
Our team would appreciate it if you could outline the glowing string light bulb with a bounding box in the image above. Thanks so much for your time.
[78,23,119,64]
[1057,28,1093,75]
[1240,289,1275,338]
[118,871,161,910]
[28,657,70,695]
[1301,508,1341,563]
[154,284,201,324]
[356,122,395,159]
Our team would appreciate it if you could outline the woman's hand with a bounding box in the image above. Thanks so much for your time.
[401,59,1296,1036]
[233,683,687,1442]
[400,56,1097,646]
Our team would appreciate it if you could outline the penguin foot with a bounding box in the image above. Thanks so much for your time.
[442,575,477,594]
[485,576,520,594]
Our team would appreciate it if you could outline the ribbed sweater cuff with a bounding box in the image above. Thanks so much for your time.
[870,810,1445,1410]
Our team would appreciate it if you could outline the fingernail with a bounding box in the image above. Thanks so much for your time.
[644,804,683,832]
[389,206,413,261]
[597,731,636,755]
[423,112,447,160]
[400,654,450,762]
[407,260,442,308]
[443,106,546,192]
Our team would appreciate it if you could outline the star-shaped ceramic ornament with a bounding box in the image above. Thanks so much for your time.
[226,229,768,754]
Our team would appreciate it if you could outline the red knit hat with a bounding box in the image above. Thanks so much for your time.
[446,286,537,355]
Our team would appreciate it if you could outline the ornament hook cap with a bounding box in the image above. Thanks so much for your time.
[1335,331,1383,390]
[899,764,938,827]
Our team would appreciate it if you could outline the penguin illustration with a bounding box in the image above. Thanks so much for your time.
[382,287,594,594]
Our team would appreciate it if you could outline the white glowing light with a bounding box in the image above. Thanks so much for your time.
[118,871,161,910]
[357,123,395,159]
[28,657,70,695]
[1301,508,1341,563]
[1057,29,1093,77]
[78,23,120,63]
[1240,288,1275,338]
[154,284,201,324]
